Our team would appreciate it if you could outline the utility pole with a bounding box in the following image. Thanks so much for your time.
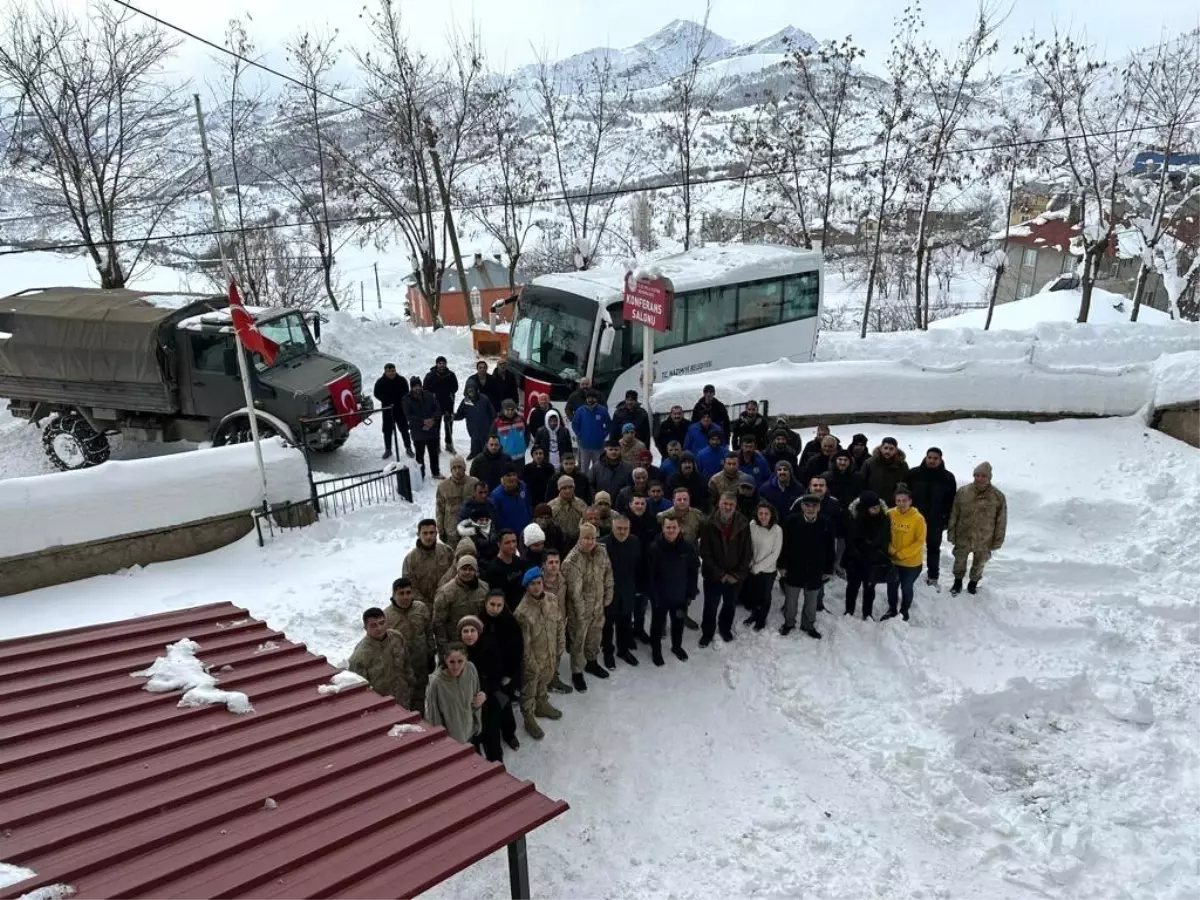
[374,262,383,309]
[193,93,270,507]
[360,281,365,312]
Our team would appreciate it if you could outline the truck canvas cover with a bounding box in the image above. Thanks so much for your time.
[0,288,224,385]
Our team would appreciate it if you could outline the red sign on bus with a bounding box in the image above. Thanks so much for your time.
[622,273,673,332]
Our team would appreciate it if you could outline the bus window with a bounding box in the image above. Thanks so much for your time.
[737,280,782,329]
[688,287,736,342]
[782,273,820,320]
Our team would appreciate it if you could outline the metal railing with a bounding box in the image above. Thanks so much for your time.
[253,463,414,545]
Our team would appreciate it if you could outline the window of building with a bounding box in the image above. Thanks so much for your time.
[737,280,782,330]
[1060,254,1075,274]
[1017,281,1032,299]
[1021,248,1038,269]
[781,273,820,320]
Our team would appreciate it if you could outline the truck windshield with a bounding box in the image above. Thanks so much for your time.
[508,287,595,381]
[252,313,315,372]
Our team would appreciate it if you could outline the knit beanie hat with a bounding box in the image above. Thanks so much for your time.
[578,522,598,539]
[974,461,993,478]
[533,502,553,518]
[522,523,546,547]
[449,455,466,470]
[557,475,575,489]
[594,491,611,504]
[456,555,478,571]
[455,537,475,557]
[457,614,484,635]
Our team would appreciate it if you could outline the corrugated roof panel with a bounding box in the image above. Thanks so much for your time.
[0,602,567,900]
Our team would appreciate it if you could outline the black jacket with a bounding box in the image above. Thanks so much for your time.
[373,374,410,418]
[546,466,592,504]
[691,397,731,439]
[481,608,524,692]
[602,532,644,614]
[455,392,496,441]
[565,386,589,422]
[534,423,575,460]
[422,366,459,412]
[842,504,892,583]
[526,404,558,441]
[801,452,839,490]
[655,416,690,456]
[486,367,520,409]
[907,462,957,532]
[825,467,864,511]
[798,437,824,469]
[465,628,508,697]
[482,554,531,611]
[647,534,700,611]
[666,453,710,513]
[698,511,753,583]
[764,443,799,473]
[590,456,633,497]
[522,461,556,508]
[610,404,652,446]
[469,449,509,491]
[731,414,769,451]
[401,390,441,441]
[779,512,836,589]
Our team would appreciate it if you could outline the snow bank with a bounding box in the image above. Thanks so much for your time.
[131,638,253,714]
[317,670,368,695]
[1152,352,1200,408]
[0,438,309,559]
[652,357,1153,418]
[930,286,1174,330]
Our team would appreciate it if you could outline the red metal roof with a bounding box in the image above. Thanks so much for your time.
[0,602,567,899]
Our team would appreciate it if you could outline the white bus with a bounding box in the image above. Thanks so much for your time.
[505,244,823,407]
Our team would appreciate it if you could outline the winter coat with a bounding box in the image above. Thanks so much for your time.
[708,469,743,508]
[422,366,459,413]
[908,462,958,532]
[526,403,556,442]
[424,663,481,744]
[948,483,1007,552]
[842,499,893,583]
[655,416,690,457]
[691,397,731,439]
[824,467,864,511]
[492,413,527,459]
[647,534,700,612]
[563,542,614,620]
[549,495,589,544]
[481,607,524,693]
[610,403,652,446]
[698,510,753,583]
[626,508,658,550]
[515,588,564,673]
[764,444,799,474]
[887,506,927,568]
[432,576,488,652]
[384,599,435,685]
[348,630,414,707]
[618,436,648,466]
[667,455,710,512]
[490,367,521,408]
[401,390,441,442]
[695,445,727,480]
[732,414,769,452]
[657,506,705,544]
[602,532,644,614]
[749,517,783,575]
[801,452,839,490]
[469,448,509,491]
[779,512,836,589]
[522,461,555,509]
[534,419,574,469]
[684,420,717,456]
[798,437,825,469]
[737,450,772,487]
[482,552,532,612]
[456,520,498,565]
[590,456,633,497]
[489,483,532,536]
[464,629,507,699]
[816,495,844,537]
[860,447,910,504]
[759,474,804,518]
[440,538,481,588]
[455,392,496,447]
[542,569,570,641]
[565,386,589,422]
[373,374,410,418]
[435,474,478,541]
[571,404,612,451]
[402,539,457,606]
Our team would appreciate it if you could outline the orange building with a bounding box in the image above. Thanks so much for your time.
[407,253,521,327]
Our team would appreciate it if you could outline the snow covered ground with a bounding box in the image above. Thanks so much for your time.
[931,286,1175,330]
[2,415,1196,900]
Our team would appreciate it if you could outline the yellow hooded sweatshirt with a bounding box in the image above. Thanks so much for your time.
[887,505,927,568]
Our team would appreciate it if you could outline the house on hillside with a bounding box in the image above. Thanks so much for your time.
[406,253,522,327]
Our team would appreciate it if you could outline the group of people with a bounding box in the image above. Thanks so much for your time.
[351,361,1009,762]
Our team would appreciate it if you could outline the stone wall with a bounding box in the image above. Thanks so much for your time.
[1151,404,1200,448]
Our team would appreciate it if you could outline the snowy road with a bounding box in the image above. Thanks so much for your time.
[3,415,1196,899]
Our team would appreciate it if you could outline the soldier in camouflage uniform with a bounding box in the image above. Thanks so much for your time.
[948,461,1008,595]
[657,486,705,543]
[402,519,456,605]
[440,537,479,588]
[563,522,614,692]
[432,555,489,655]
[513,567,564,740]
[435,456,478,540]
[348,606,415,708]
[540,548,573,694]
[383,577,435,709]
[549,476,588,549]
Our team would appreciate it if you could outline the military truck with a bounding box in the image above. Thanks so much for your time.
[0,287,371,471]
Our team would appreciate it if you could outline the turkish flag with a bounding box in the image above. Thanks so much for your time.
[327,374,362,429]
[523,375,553,422]
[228,281,279,366]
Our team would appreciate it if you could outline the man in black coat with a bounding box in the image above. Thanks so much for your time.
[666,452,710,514]
[609,390,652,447]
[482,530,532,611]
[655,405,690,457]
[423,356,459,453]
[373,363,413,460]
[779,494,835,639]
[906,447,957,586]
[691,384,731,448]
[731,400,769,451]
[764,429,798,473]
[547,452,593,504]
[565,377,592,423]
[401,376,441,477]
[647,515,700,665]
[601,514,643,668]
[522,446,556,509]
[491,360,521,409]
[470,436,509,491]
[825,450,864,511]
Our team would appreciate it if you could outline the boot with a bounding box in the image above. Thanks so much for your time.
[881,609,899,621]
[617,648,639,666]
[522,710,544,740]
[901,610,910,622]
[683,616,700,631]
[549,674,573,694]
[967,580,978,594]
[584,660,610,679]
[635,627,653,644]
[719,628,735,643]
[572,673,587,692]
[382,449,393,460]
[778,623,794,636]
[603,650,616,670]
[802,626,823,640]
[504,734,521,751]
[950,577,963,595]
[405,446,415,459]
[535,699,563,720]
[671,645,689,661]
[652,645,665,667]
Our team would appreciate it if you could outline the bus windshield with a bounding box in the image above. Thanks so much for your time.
[508,287,596,380]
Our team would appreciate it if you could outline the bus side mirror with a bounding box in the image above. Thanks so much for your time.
[598,325,615,357]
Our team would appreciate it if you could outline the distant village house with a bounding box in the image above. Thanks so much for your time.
[407,253,522,327]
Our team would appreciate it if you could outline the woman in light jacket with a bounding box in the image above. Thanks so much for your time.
[745,499,783,631]
[425,642,484,744]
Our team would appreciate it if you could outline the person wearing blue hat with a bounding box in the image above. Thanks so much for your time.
[513,565,564,740]
[617,420,647,466]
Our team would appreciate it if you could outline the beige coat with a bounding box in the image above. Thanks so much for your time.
[550,495,588,541]
[348,630,414,707]
[403,540,456,605]
[435,474,479,541]
[424,662,482,744]
[563,542,614,618]
[384,599,435,690]
[515,588,564,668]
[948,483,1008,552]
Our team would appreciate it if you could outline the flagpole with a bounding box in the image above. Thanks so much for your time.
[193,93,271,507]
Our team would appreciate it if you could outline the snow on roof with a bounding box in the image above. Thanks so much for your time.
[142,294,205,310]
[532,244,821,304]
[930,286,1174,331]
[1152,351,1200,409]
[177,305,276,333]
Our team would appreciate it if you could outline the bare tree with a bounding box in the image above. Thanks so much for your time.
[1021,28,1146,323]
[629,191,657,251]
[0,3,197,287]
[656,6,725,250]
[748,88,816,248]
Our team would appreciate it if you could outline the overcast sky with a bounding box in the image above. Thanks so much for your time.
[85,0,1198,81]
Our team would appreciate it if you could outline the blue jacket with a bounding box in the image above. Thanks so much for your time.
[684,421,718,456]
[659,457,681,481]
[572,404,612,450]
[489,483,532,535]
[648,496,672,515]
[492,414,527,458]
[759,475,804,518]
[738,451,772,488]
[695,445,726,480]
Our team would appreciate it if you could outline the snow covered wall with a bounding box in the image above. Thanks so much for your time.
[0,438,309,559]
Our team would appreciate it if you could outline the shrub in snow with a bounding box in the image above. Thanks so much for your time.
[131,639,253,715]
